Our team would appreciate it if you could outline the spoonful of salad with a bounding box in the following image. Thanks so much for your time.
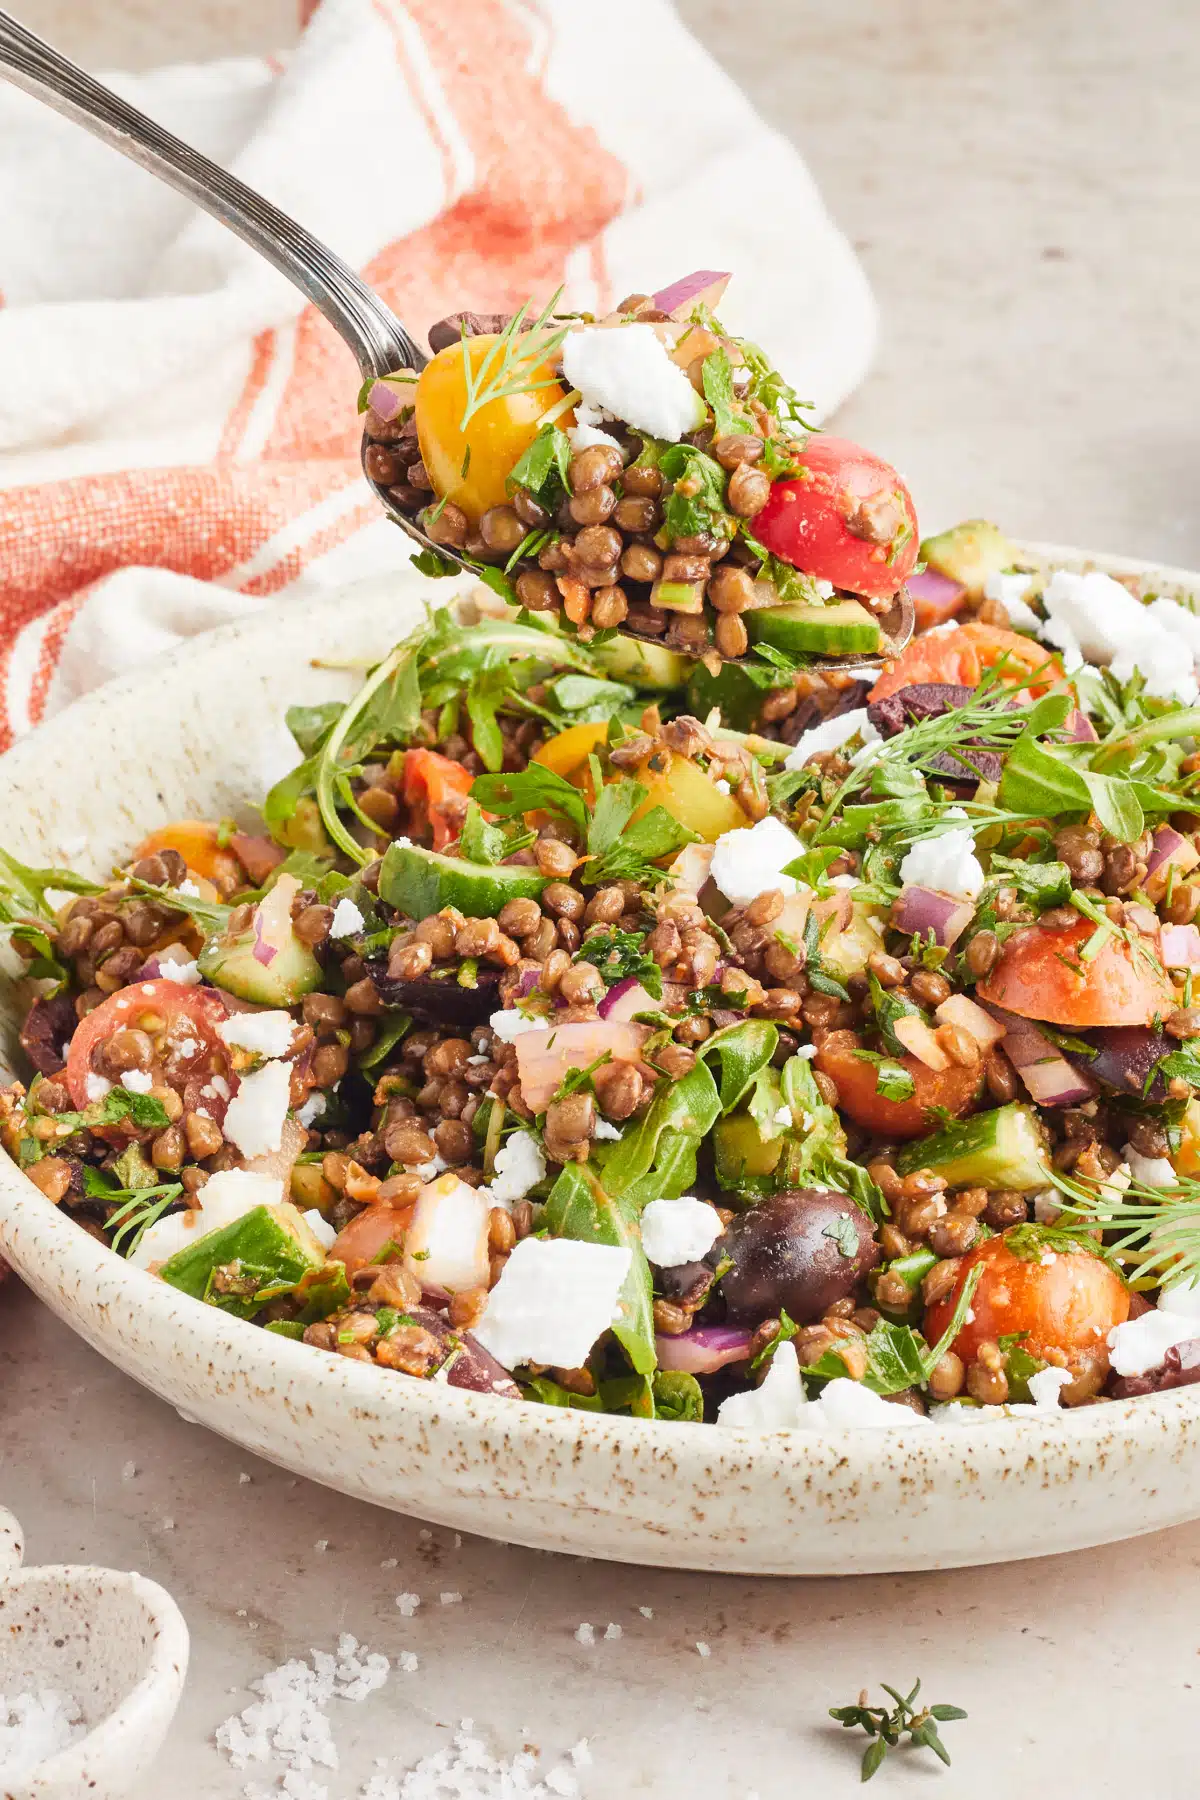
[361,274,917,673]
[0,9,915,672]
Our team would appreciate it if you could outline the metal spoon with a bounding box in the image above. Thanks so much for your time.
[0,9,912,675]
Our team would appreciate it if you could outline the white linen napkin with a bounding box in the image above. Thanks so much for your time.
[0,0,875,745]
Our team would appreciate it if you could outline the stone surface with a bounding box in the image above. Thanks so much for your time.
[4,1,1200,1795]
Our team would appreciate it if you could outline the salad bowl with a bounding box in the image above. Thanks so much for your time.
[2,551,1200,1576]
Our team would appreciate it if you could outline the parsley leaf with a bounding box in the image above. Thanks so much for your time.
[470,764,589,839]
[506,423,572,507]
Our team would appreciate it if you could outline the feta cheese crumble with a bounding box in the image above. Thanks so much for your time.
[717,1342,931,1431]
[710,815,806,905]
[561,324,706,442]
[129,1168,283,1270]
[1108,1308,1200,1378]
[1040,567,1199,702]
[983,569,1042,634]
[158,956,201,985]
[329,897,365,940]
[897,808,984,899]
[119,1068,153,1093]
[640,1196,723,1268]
[473,1237,632,1371]
[84,1072,112,1102]
[783,707,878,771]
[222,1058,292,1158]
[488,1129,546,1207]
[567,422,623,454]
[1121,1144,1178,1188]
[218,1010,296,1059]
[1027,1366,1073,1409]
[488,1008,545,1042]
[303,1210,337,1251]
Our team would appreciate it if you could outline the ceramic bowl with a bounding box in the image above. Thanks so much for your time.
[1,551,1199,1576]
[0,1512,23,1580]
[0,1564,188,1799]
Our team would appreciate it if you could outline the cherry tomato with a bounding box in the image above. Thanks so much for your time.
[752,436,919,600]
[923,1231,1129,1371]
[415,334,571,523]
[814,1028,982,1140]
[402,749,474,852]
[228,832,286,887]
[868,620,1063,703]
[132,820,243,889]
[976,918,1174,1029]
[66,980,237,1126]
[330,1204,416,1274]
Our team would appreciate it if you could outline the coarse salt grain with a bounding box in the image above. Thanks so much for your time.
[603,1622,622,1640]
[121,1460,137,1480]
[574,1623,595,1645]
[314,1540,329,1553]
[637,1606,654,1618]
[215,1634,389,1778]
[397,1653,419,1675]
[395,1593,420,1617]
[439,1591,462,1606]
[380,1558,398,1570]
[696,1641,711,1657]
[239,1473,252,1485]
[358,1722,593,1800]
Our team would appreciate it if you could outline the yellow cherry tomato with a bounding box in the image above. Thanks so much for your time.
[415,335,571,524]
[534,721,610,782]
[635,752,748,843]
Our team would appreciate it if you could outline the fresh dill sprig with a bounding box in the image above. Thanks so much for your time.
[830,1679,967,1782]
[459,290,571,433]
[1053,1166,1200,1291]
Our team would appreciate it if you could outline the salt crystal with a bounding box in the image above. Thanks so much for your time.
[439,1591,462,1605]
[215,1635,389,1776]
[574,1623,595,1646]
[121,1460,137,1480]
[603,1622,622,1640]
[239,1473,252,1485]
[397,1653,419,1674]
[314,1540,329,1554]
[569,1740,592,1767]
[160,1517,175,1532]
[696,1641,711,1657]
[380,1557,398,1570]
[637,1605,654,1619]
[395,1593,421,1617]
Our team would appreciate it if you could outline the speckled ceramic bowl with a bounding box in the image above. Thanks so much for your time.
[1,551,1199,1575]
[0,1512,22,1580]
[0,1563,188,1799]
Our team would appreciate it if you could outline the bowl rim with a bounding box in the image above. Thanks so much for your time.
[0,540,1197,1478]
[0,1563,188,1784]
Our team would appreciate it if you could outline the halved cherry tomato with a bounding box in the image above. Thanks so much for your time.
[132,820,244,889]
[228,832,286,887]
[402,749,473,852]
[752,436,919,601]
[868,621,1062,702]
[976,918,1174,1029]
[534,721,610,782]
[331,1203,416,1274]
[415,334,572,524]
[65,980,236,1126]
[924,1232,1129,1372]
[814,1028,982,1140]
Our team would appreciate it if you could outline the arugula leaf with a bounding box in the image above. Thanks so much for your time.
[778,1056,887,1220]
[358,1013,412,1071]
[458,800,533,866]
[823,1214,860,1257]
[985,854,1072,908]
[546,674,637,721]
[781,844,841,888]
[126,875,232,937]
[506,424,572,507]
[541,1161,656,1376]
[651,1370,704,1422]
[738,529,826,607]
[999,729,1145,842]
[804,1266,983,1395]
[0,849,103,930]
[7,921,70,992]
[471,765,589,838]
[313,631,426,864]
[285,702,342,757]
[699,1019,779,1114]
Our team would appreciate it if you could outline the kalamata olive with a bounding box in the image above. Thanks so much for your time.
[446,1332,523,1400]
[716,1190,880,1325]
[1062,1026,1170,1101]
[368,959,501,1027]
[19,991,78,1075]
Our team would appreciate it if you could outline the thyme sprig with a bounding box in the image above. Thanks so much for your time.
[458,289,571,433]
[830,1679,967,1782]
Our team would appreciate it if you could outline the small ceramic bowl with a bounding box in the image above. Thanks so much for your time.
[0,1511,22,1579]
[0,1565,188,1800]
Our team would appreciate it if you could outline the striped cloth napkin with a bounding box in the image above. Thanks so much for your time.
[0,0,875,750]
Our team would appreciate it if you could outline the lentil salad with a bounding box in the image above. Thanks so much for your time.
[360,271,918,664]
[7,526,1200,1430]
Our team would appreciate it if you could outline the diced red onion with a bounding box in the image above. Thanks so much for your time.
[137,956,162,980]
[1162,923,1200,968]
[892,1014,950,1070]
[1064,709,1099,743]
[654,1325,752,1374]
[891,885,975,948]
[447,1334,522,1401]
[978,1002,1098,1105]
[1124,902,1161,939]
[366,379,405,422]
[906,568,965,607]
[516,968,540,1000]
[252,922,277,967]
[598,977,659,1022]
[650,270,731,318]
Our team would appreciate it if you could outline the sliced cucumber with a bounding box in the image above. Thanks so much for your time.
[895,1102,1049,1191]
[713,1107,784,1191]
[199,925,321,1006]
[379,840,547,922]
[159,1202,326,1320]
[745,600,881,658]
[920,519,1019,598]
[593,637,691,691]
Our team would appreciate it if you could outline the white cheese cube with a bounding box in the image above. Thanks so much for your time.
[473,1237,632,1370]
[222,1059,291,1159]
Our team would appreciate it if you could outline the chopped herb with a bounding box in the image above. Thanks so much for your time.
[830,1679,967,1782]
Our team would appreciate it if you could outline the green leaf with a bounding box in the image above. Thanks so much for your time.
[700,348,742,438]
[313,630,426,866]
[410,548,459,579]
[778,1055,886,1220]
[285,701,343,757]
[658,443,732,546]
[985,854,1072,908]
[471,764,589,838]
[358,1013,412,1071]
[701,1019,779,1114]
[598,1056,722,1212]
[997,1330,1046,1402]
[929,1705,969,1722]
[587,778,647,858]
[823,1214,861,1258]
[541,1161,656,1375]
[1079,768,1144,841]
[579,927,663,1000]
[861,1739,888,1782]
[506,423,572,507]
[547,674,637,720]
[999,729,1145,842]
[651,1370,704,1421]
[0,849,103,930]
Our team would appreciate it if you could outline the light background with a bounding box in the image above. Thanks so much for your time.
[3,4,1200,1796]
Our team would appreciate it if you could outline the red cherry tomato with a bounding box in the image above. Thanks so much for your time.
[752,436,919,600]
[976,918,1174,1029]
[814,1029,982,1140]
[923,1232,1129,1369]
[868,621,1062,703]
[403,749,474,853]
[66,980,237,1127]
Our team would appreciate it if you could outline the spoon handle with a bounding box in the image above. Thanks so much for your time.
[0,8,426,378]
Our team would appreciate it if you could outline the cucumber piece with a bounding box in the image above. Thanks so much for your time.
[265,1319,307,1341]
[746,600,881,657]
[593,637,691,691]
[159,1202,326,1320]
[895,1102,1049,1191]
[713,1108,784,1190]
[379,840,547,922]
[651,580,703,614]
[920,519,1019,598]
[198,924,321,1006]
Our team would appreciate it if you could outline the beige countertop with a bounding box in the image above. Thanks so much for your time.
[4,1,1200,1795]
